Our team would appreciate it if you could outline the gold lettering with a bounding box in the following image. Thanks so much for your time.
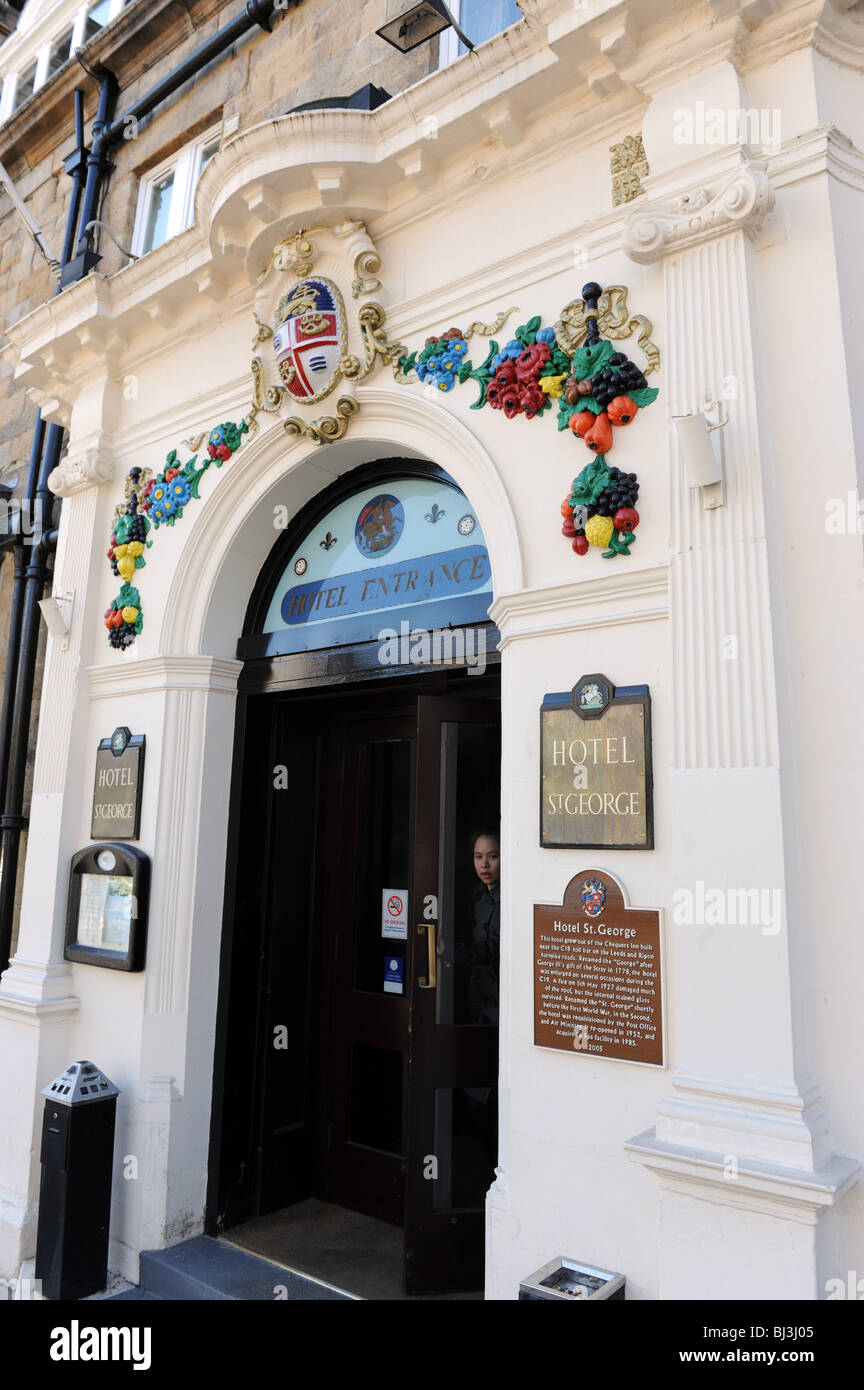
[453,558,471,583]
[468,555,485,581]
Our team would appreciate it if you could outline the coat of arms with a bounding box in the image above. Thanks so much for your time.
[580,879,606,917]
[272,276,347,404]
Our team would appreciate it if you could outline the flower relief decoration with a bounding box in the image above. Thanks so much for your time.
[103,242,658,650]
[396,281,660,560]
[102,220,513,651]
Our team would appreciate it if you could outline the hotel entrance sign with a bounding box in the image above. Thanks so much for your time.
[90,728,145,841]
[540,675,652,848]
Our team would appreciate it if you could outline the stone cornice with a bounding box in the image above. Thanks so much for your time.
[2,5,860,426]
[627,1128,860,1224]
[623,160,775,263]
[86,654,243,698]
[0,958,79,1020]
[489,565,669,646]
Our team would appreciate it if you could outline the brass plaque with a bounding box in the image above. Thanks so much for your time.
[540,676,652,848]
[90,728,145,841]
[534,870,663,1066]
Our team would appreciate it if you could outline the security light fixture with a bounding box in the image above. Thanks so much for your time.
[38,592,73,646]
[671,404,728,508]
[376,1,474,54]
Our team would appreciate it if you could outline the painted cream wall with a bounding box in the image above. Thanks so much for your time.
[1,0,862,1299]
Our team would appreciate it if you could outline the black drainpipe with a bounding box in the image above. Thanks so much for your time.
[68,0,278,280]
[0,0,285,974]
[0,83,93,974]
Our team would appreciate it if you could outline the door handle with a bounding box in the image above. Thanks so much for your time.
[418,922,437,989]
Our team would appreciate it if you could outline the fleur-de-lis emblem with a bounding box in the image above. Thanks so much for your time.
[320,531,337,551]
[425,503,445,524]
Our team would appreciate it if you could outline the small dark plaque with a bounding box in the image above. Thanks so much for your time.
[540,676,652,848]
[533,870,663,1066]
[90,728,145,841]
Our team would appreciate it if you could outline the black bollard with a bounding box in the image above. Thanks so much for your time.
[35,1060,119,1300]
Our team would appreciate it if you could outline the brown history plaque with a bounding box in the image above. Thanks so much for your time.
[540,675,652,849]
[533,870,663,1066]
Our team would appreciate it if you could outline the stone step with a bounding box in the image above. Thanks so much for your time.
[107,1235,356,1301]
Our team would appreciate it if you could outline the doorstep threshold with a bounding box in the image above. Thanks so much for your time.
[121,1234,358,1301]
[219,1234,364,1300]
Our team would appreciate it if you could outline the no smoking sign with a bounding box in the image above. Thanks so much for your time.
[382,888,408,940]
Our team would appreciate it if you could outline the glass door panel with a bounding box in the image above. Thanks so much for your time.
[405,695,501,1294]
[352,737,414,995]
[325,713,414,1227]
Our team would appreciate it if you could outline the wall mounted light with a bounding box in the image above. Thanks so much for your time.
[38,592,73,648]
[376,1,474,53]
[671,404,729,508]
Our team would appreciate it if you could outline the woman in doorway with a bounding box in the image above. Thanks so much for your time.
[458,827,500,1177]
[469,829,500,1027]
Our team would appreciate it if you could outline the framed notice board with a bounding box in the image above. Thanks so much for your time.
[65,842,150,972]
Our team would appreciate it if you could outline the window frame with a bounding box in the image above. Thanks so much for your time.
[437,0,522,68]
[130,125,222,258]
[0,0,126,122]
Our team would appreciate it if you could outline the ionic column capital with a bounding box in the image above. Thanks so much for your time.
[624,161,775,264]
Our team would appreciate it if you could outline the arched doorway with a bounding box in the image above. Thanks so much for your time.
[207,459,501,1297]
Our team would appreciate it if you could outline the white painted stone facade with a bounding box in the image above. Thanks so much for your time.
[1,0,862,1299]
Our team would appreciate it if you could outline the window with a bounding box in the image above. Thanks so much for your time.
[1,1,127,126]
[83,0,113,45]
[438,0,522,65]
[46,28,75,81]
[132,128,222,257]
[12,60,37,112]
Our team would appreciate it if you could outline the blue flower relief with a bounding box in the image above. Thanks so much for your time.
[536,326,557,344]
[148,483,179,526]
[169,475,192,508]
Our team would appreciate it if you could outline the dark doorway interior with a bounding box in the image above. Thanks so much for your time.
[209,663,501,1296]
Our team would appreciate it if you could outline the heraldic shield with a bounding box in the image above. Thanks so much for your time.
[272,276,348,404]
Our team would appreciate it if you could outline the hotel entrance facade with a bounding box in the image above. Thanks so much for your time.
[0,0,862,1303]
[211,460,502,1294]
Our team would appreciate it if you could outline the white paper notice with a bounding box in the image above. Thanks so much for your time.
[381,889,408,939]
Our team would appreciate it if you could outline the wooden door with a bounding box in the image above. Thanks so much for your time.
[404,695,501,1293]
